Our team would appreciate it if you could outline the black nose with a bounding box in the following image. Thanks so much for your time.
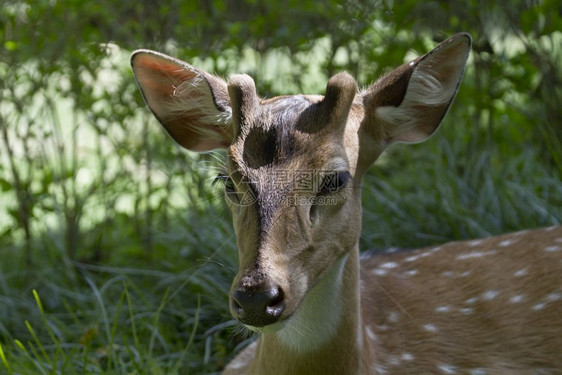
[232,284,285,327]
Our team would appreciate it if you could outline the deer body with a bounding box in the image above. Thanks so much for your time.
[225,226,562,374]
[131,33,562,374]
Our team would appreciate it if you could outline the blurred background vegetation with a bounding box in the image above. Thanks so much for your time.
[0,0,561,373]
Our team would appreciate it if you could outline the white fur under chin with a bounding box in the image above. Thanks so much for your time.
[273,254,349,353]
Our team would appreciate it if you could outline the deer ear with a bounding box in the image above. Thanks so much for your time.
[131,50,233,152]
[361,33,471,146]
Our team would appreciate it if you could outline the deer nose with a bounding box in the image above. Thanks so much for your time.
[232,284,285,327]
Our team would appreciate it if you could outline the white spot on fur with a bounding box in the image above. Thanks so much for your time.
[547,292,562,301]
[435,305,451,313]
[441,271,455,277]
[380,262,399,269]
[389,356,400,366]
[465,297,479,304]
[438,364,457,374]
[468,239,483,247]
[376,324,390,332]
[513,268,528,277]
[499,239,516,247]
[532,292,562,310]
[430,246,442,253]
[459,308,474,315]
[423,324,438,333]
[533,302,546,311]
[460,271,472,277]
[510,295,524,303]
[385,247,402,254]
[375,364,388,374]
[469,369,487,375]
[457,250,497,260]
[405,255,420,262]
[388,311,400,323]
[482,290,499,300]
[404,270,418,277]
[544,245,561,252]
[366,326,377,341]
[401,353,414,361]
[372,268,388,276]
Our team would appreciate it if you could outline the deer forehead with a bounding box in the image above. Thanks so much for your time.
[228,95,353,174]
[226,72,359,174]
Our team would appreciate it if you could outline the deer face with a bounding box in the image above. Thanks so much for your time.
[223,75,365,327]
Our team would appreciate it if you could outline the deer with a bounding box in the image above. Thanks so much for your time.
[130,33,562,374]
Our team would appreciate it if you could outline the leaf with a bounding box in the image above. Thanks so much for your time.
[4,41,17,51]
[0,178,11,192]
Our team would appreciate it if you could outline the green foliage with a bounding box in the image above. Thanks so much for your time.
[1,0,561,373]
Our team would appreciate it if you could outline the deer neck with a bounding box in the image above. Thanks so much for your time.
[249,244,368,375]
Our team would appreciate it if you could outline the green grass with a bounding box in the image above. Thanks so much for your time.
[361,126,562,250]
[0,204,244,374]
[0,275,241,374]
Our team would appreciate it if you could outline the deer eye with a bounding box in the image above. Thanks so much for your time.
[318,171,351,195]
[213,174,236,193]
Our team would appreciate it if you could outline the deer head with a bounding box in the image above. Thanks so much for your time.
[131,33,471,330]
